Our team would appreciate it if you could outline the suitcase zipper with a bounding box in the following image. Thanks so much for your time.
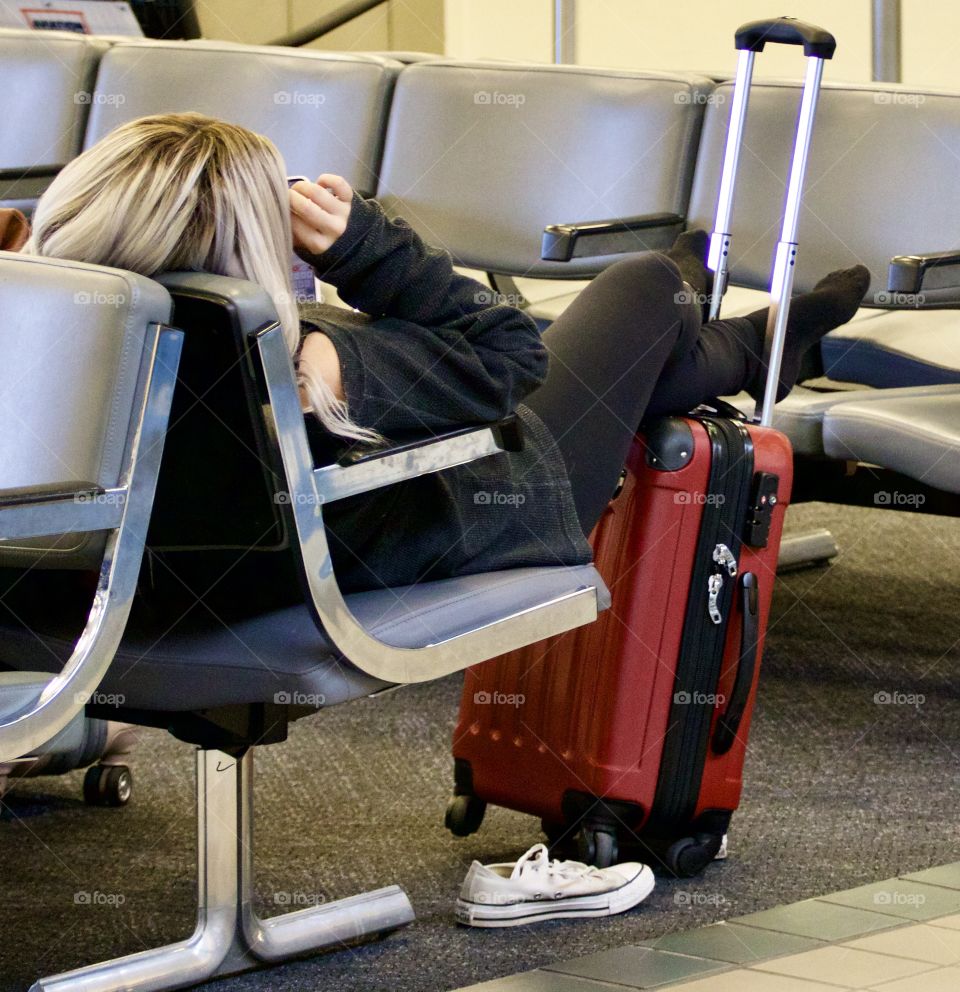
[650,417,754,829]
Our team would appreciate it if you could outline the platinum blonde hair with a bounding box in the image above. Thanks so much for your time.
[25,111,378,442]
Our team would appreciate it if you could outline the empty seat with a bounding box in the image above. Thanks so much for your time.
[686,78,960,388]
[376,59,714,297]
[84,40,402,192]
[824,389,960,494]
[0,28,109,209]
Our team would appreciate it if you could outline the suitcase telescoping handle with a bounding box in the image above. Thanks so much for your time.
[706,17,837,428]
[713,571,759,755]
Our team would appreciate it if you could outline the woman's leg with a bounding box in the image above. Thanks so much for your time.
[525,253,758,535]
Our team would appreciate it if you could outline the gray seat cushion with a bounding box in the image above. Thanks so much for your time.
[823,389,960,494]
[0,564,607,712]
[820,308,960,388]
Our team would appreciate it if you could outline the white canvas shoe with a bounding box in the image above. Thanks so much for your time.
[455,843,655,927]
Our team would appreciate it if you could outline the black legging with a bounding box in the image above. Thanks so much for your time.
[524,253,762,535]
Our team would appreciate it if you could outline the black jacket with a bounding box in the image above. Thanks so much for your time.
[296,193,591,593]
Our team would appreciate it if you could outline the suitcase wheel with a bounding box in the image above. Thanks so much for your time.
[444,793,486,837]
[664,833,722,878]
[83,764,133,807]
[578,826,618,868]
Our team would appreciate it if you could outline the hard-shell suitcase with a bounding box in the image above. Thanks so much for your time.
[446,17,836,875]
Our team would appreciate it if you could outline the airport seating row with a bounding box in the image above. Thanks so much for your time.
[2,26,958,509]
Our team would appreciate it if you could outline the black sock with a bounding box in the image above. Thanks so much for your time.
[745,264,871,403]
[665,229,712,300]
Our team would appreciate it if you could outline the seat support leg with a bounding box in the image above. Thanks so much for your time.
[30,748,415,992]
[777,528,839,572]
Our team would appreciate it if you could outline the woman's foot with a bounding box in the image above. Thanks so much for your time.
[665,228,712,300]
[746,264,871,403]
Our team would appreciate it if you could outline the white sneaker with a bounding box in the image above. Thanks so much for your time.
[714,834,728,860]
[455,843,655,927]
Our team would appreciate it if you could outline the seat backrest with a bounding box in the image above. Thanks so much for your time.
[0,251,171,567]
[146,273,288,555]
[0,27,108,171]
[375,60,715,277]
[83,41,402,194]
[686,79,960,299]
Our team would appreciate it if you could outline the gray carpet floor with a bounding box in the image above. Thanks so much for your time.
[1,502,958,992]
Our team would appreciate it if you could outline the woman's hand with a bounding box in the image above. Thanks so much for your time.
[289,174,354,255]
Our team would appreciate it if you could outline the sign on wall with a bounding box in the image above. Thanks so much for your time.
[0,0,142,35]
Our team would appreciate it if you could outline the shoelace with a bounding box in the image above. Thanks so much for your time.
[509,843,607,883]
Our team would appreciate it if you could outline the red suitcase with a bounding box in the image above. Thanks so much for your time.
[445,16,835,875]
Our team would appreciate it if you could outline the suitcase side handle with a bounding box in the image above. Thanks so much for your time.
[735,17,836,60]
[713,571,759,755]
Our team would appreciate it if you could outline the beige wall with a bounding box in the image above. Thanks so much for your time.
[195,0,444,52]
[443,0,960,90]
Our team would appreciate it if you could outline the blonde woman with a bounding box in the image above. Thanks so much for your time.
[22,112,869,596]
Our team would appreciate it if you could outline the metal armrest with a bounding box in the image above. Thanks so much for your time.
[318,418,524,503]
[888,251,960,296]
[0,482,126,540]
[0,325,182,762]
[541,212,685,262]
[254,322,600,684]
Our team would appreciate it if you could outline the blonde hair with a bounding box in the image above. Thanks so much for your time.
[25,111,377,442]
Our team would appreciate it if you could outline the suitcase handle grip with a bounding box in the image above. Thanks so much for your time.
[713,572,760,755]
[735,17,836,60]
